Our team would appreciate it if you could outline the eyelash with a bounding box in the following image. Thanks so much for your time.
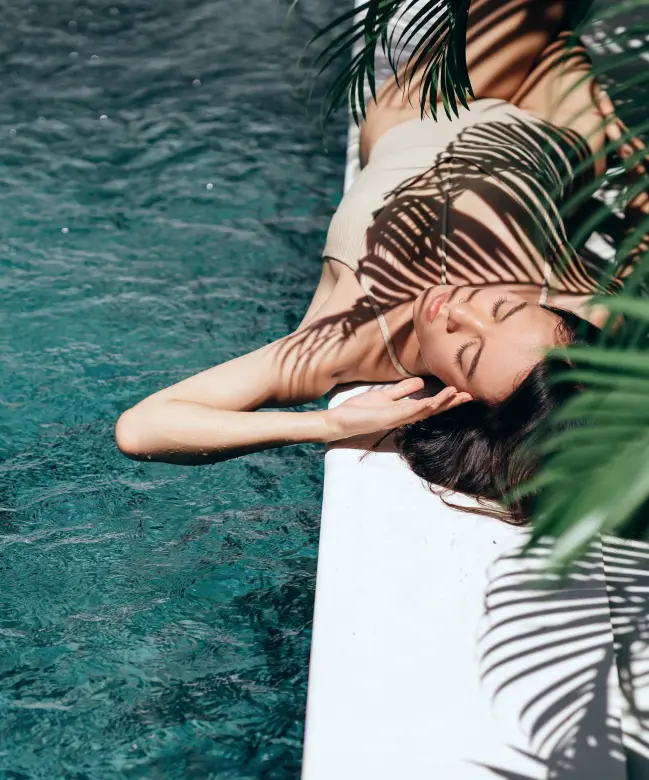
[454,341,472,366]
[491,296,507,318]
[453,297,508,367]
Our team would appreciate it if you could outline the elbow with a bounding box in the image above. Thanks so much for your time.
[115,408,146,459]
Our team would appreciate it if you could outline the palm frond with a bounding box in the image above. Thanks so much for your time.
[309,0,473,122]
[475,535,649,776]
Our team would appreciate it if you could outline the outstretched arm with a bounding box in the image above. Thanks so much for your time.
[115,325,340,465]
[115,321,467,465]
[115,340,329,465]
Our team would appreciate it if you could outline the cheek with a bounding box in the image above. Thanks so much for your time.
[421,340,465,387]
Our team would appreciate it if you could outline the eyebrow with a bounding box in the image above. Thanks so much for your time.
[466,302,529,379]
[499,301,528,323]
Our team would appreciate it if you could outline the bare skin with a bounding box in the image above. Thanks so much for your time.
[115,0,643,464]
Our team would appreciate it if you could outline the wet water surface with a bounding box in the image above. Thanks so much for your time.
[0,0,346,777]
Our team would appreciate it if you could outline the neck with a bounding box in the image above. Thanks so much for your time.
[332,297,432,383]
[376,299,431,378]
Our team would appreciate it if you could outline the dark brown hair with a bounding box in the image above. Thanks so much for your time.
[394,307,602,525]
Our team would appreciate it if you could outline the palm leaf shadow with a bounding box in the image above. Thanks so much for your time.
[274,115,617,389]
[469,535,649,779]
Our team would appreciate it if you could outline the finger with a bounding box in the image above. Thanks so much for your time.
[419,391,458,415]
[604,115,623,144]
[421,390,470,414]
[410,393,459,422]
[595,92,646,162]
[399,395,449,415]
[427,394,465,413]
[385,376,425,401]
[427,387,457,407]
[620,145,649,177]
[435,385,457,398]
[395,395,453,424]
[604,113,645,158]
[396,387,458,415]
[597,90,617,124]
[597,91,618,129]
[628,132,646,152]
[596,94,634,156]
[444,393,473,409]
[619,139,643,161]
[626,142,648,172]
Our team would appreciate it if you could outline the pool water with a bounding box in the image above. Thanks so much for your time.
[0,0,347,777]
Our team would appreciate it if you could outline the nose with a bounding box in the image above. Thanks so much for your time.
[443,300,491,334]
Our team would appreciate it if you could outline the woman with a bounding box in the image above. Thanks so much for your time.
[115,0,646,523]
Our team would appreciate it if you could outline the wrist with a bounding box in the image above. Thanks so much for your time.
[306,409,338,444]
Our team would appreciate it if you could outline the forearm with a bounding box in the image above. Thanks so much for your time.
[115,400,330,465]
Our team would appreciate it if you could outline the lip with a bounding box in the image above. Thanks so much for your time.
[425,291,451,323]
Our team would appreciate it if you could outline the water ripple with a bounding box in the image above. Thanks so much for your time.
[0,0,346,777]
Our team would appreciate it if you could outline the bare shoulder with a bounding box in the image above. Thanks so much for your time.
[297,258,358,329]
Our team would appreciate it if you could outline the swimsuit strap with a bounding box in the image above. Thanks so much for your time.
[356,270,416,378]
[539,261,551,305]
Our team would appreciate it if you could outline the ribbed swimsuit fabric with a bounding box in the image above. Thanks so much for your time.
[323,98,607,378]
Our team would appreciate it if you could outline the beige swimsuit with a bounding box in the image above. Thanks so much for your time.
[323,98,606,377]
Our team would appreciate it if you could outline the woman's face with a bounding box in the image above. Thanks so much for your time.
[413,284,562,401]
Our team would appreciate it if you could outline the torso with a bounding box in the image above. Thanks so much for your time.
[299,69,611,385]
[302,106,612,382]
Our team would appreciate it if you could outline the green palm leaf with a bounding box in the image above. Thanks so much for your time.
[309,0,473,122]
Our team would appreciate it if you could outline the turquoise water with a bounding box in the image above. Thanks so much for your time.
[0,1,346,777]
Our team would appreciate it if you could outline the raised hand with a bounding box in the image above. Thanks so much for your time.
[596,89,649,272]
[597,89,648,184]
[324,377,472,443]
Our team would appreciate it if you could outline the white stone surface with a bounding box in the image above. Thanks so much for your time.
[302,5,648,778]
[302,393,635,779]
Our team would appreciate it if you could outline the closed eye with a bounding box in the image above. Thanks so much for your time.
[466,302,528,378]
[454,340,476,368]
[455,299,529,377]
[491,296,507,318]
